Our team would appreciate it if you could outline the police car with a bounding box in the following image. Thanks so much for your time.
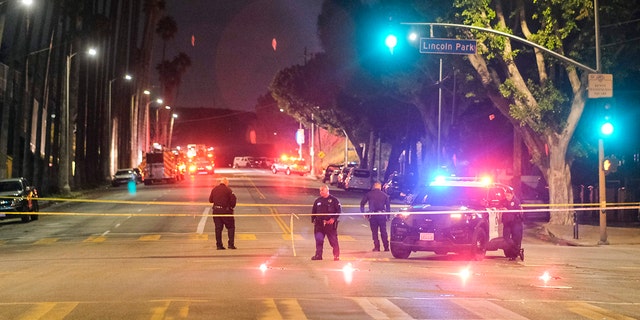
[390,176,512,260]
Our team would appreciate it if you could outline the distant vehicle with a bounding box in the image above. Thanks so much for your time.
[343,168,373,191]
[233,156,253,168]
[112,169,139,187]
[189,160,215,175]
[185,144,214,176]
[271,158,309,176]
[143,151,180,185]
[0,177,39,223]
[322,164,342,183]
[390,177,513,260]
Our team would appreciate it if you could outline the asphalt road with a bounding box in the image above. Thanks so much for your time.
[0,168,638,319]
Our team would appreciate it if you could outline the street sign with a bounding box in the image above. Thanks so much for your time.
[588,74,613,98]
[419,38,477,55]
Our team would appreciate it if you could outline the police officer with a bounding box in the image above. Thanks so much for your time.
[209,177,237,250]
[502,189,524,261]
[311,185,342,261]
[360,181,391,251]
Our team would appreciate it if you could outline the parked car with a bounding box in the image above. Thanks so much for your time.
[132,168,143,183]
[382,173,417,200]
[322,164,342,183]
[233,156,254,168]
[0,177,39,223]
[271,158,310,176]
[112,168,139,186]
[390,177,513,260]
[343,168,373,191]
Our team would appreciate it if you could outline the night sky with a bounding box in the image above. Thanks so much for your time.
[158,0,324,112]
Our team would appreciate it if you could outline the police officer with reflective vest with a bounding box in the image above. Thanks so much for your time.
[501,189,524,261]
[360,181,391,251]
[209,177,237,250]
[311,185,342,261]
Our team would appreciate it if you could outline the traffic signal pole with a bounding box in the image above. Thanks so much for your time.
[598,138,608,244]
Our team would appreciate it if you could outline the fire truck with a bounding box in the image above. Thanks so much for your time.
[142,150,180,185]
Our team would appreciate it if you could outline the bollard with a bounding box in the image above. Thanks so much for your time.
[573,211,579,239]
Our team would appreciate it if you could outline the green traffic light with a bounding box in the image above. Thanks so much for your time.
[385,34,397,53]
[600,122,614,135]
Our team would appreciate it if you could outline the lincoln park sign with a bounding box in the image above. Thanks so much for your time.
[419,38,477,55]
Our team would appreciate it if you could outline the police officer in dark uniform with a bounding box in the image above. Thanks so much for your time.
[209,177,237,250]
[501,189,524,261]
[311,185,342,261]
[360,181,391,251]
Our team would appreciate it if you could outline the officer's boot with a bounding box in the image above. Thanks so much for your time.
[372,241,380,252]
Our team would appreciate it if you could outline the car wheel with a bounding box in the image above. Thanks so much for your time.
[468,228,488,261]
[390,243,411,259]
[272,167,278,174]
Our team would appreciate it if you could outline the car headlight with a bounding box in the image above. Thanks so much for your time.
[11,197,23,207]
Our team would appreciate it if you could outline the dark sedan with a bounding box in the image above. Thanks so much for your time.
[0,177,39,223]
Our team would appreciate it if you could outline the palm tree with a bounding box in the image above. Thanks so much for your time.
[156,15,177,61]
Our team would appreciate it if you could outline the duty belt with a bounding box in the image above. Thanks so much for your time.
[213,205,225,209]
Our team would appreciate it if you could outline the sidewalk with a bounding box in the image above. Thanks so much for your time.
[526,221,640,246]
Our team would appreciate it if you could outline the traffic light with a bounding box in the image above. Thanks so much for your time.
[603,155,619,175]
[603,157,611,175]
[600,103,614,136]
[385,34,398,54]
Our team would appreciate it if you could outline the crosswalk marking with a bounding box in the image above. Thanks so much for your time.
[0,298,636,319]
[352,297,413,319]
[453,299,529,320]
[566,301,637,320]
[83,236,106,243]
[17,302,77,320]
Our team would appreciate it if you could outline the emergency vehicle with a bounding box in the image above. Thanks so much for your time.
[142,151,180,184]
[390,176,513,260]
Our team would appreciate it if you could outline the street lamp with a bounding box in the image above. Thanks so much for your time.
[168,113,178,149]
[61,47,96,193]
[142,94,163,153]
[107,74,132,178]
[155,105,171,148]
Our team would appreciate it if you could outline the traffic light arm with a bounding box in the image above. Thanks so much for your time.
[400,22,598,73]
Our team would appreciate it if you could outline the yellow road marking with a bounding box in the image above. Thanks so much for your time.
[33,238,59,245]
[282,234,304,240]
[189,233,208,240]
[338,235,355,241]
[139,234,162,241]
[236,234,257,240]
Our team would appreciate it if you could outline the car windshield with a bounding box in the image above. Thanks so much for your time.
[352,170,370,178]
[0,181,22,192]
[413,186,488,207]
